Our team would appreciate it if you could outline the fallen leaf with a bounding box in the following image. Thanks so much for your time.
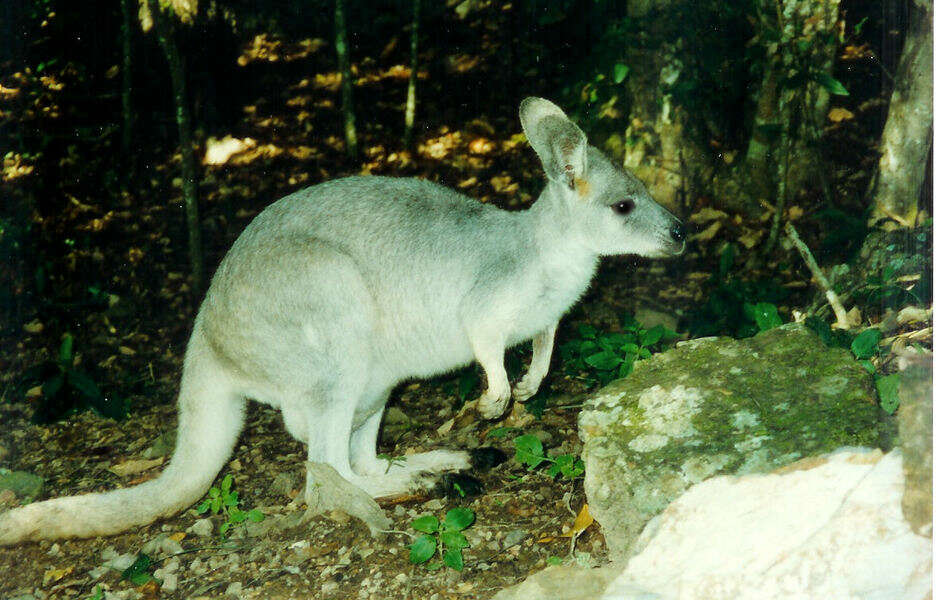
[897,306,930,325]
[119,346,136,356]
[42,566,73,586]
[691,221,722,242]
[688,208,728,224]
[827,107,854,122]
[845,306,862,328]
[737,227,764,249]
[109,457,164,477]
[23,320,43,334]
[561,504,594,539]
[168,532,186,542]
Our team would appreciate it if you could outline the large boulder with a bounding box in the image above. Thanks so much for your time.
[493,449,929,600]
[602,449,929,599]
[578,324,884,559]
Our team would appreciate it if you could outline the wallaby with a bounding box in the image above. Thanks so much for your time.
[0,98,684,545]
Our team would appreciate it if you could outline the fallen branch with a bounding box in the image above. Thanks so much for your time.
[303,462,391,537]
[784,222,850,329]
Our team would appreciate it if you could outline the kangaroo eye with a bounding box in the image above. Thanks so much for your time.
[612,199,635,215]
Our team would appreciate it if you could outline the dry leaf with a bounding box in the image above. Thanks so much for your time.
[688,208,728,224]
[168,531,186,542]
[119,346,136,356]
[787,206,805,220]
[737,227,764,249]
[691,221,722,242]
[845,306,862,328]
[109,457,164,477]
[23,320,44,334]
[827,107,854,122]
[561,504,594,539]
[897,306,930,325]
[42,566,73,586]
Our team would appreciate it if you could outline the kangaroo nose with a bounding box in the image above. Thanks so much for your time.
[670,222,686,242]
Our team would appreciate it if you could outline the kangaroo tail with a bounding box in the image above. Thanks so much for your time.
[0,326,246,545]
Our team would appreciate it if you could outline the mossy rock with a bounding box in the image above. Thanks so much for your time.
[578,324,883,560]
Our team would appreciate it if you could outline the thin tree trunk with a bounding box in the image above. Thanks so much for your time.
[120,0,134,157]
[335,0,358,157]
[147,0,204,293]
[403,0,420,147]
[869,0,933,227]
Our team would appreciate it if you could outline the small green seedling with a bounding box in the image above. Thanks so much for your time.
[195,474,264,537]
[559,316,678,386]
[19,333,128,423]
[408,507,475,571]
[121,553,156,585]
[513,434,584,480]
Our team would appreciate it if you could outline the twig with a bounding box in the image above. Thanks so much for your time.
[783,222,850,329]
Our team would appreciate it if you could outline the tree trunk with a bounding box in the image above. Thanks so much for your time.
[146,0,204,294]
[335,0,358,158]
[403,0,420,147]
[120,0,134,157]
[869,0,933,228]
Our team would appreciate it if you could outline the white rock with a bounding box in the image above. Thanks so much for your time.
[602,449,930,600]
[187,518,214,537]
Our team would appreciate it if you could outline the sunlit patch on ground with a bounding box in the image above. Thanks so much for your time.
[237,34,327,66]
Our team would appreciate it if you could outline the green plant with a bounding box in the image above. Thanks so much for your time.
[513,434,584,480]
[408,507,475,571]
[19,333,128,423]
[805,320,901,414]
[86,586,105,600]
[195,474,264,537]
[559,315,679,387]
[121,553,156,585]
[686,244,788,338]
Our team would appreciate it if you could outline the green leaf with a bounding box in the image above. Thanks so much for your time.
[443,507,475,531]
[547,556,564,566]
[211,496,222,513]
[443,548,464,571]
[58,333,74,365]
[221,474,233,493]
[751,302,782,331]
[219,521,231,536]
[718,243,735,278]
[67,368,104,402]
[440,530,469,550]
[857,360,876,374]
[612,63,629,84]
[409,535,437,564]
[411,515,439,534]
[851,329,881,359]
[121,554,154,585]
[487,426,519,439]
[224,492,239,507]
[813,72,849,96]
[456,368,477,401]
[617,360,634,379]
[247,509,265,522]
[513,435,546,469]
[585,350,621,371]
[641,325,665,346]
[229,509,247,523]
[196,500,210,514]
[876,373,901,414]
[42,372,65,400]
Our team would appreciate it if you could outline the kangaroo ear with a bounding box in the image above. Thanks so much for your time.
[519,97,587,190]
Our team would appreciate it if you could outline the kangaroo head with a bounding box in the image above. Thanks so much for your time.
[520,97,686,258]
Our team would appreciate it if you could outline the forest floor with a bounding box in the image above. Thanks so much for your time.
[0,4,923,599]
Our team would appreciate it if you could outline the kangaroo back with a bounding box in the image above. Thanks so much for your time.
[0,325,245,545]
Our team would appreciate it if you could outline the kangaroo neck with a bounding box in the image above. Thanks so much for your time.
[525,184,600,286]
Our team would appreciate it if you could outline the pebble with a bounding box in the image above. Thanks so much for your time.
[187,518,214,537]
[224,581,242,597]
